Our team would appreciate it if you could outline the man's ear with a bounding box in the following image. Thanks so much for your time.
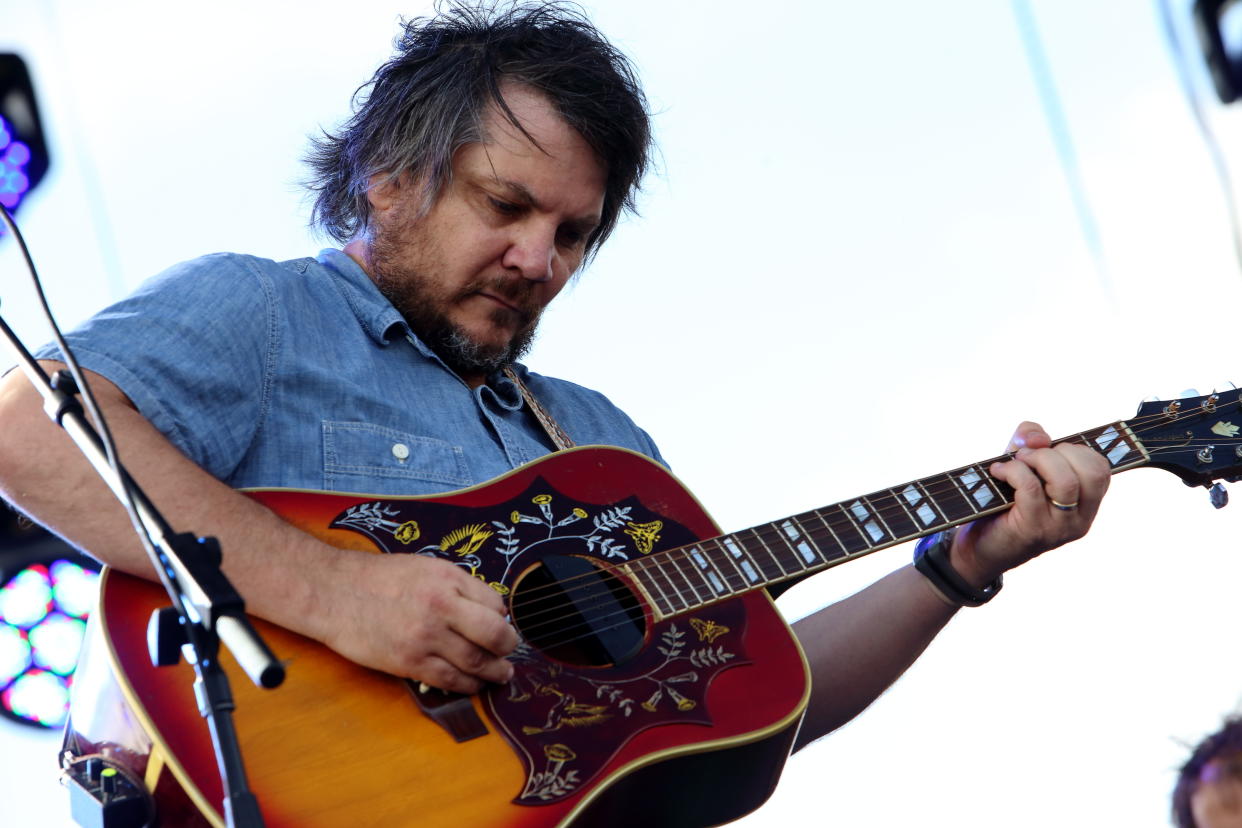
[365,171,407,214]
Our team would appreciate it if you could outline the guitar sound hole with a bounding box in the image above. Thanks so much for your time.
[510,555,647,668]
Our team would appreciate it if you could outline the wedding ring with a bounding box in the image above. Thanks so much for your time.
[1050,499,1078,511]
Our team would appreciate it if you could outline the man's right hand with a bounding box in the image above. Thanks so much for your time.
[319,552,518,694]
[0,363,518,694]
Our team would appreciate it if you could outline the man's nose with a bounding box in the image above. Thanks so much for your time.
[502,225,555,282]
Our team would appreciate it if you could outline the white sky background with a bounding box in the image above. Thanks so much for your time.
[2,0,1241,825]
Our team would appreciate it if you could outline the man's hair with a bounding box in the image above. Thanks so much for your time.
[1173,717,1242,828]
[305,1,651,261]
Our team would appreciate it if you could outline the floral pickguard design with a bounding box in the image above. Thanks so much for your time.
[330,478,752,807]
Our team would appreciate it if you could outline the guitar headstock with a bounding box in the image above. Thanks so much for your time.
[1127,389,1242,489]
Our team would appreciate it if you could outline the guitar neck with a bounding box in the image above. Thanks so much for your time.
[624,420,1150,620]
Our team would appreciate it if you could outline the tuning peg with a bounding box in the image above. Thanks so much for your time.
[1180,389,1201,398]
[1209,482,1229,509]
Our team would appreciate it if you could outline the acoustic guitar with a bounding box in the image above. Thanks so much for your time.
[63,390,1242,827]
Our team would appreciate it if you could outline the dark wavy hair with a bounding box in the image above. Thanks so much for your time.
[305,1,651,261]
[1173,717,1242,827]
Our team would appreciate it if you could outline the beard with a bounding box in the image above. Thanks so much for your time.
[368,221,542,379]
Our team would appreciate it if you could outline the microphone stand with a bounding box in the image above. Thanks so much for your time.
[0,311,284,828]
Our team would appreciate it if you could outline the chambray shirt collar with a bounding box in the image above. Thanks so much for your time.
[316,248,407,346]
[316,247,525,410]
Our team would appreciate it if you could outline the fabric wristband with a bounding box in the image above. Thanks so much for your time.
[913,530,1003,608]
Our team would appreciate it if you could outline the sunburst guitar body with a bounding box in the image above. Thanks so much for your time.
[67,447,810,828]
[68,388,1242,827]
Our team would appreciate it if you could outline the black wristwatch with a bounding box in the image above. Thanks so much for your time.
[913,530,1003,607]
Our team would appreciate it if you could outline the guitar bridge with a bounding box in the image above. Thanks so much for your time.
[405,680,489,743]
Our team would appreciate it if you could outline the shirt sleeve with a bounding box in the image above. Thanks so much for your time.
[33,253,276,480]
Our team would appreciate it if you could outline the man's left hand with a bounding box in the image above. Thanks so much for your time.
[948,420,1111,587]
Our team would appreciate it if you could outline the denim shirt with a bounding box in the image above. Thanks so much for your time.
[34,249,665,495]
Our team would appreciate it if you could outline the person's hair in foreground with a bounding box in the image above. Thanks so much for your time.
[1173,717,1242,828]
[305,0,652,262]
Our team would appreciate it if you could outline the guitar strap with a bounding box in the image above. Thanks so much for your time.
[411,367,573,742]
[503,366,576,451]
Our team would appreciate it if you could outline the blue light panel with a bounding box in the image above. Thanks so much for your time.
[0,559,98,728]
[0,114,32,210]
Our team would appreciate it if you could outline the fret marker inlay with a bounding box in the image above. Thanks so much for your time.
[958,469,995,508]
[722,537,760,583]
[689,547,726,594]
[848,501,886,543]
[902,484,937,526]
[780,520,817,564]
[1094,425,1133,466]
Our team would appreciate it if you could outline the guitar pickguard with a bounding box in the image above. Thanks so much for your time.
[329,477,752,807]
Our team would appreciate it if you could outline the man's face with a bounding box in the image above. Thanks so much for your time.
[362,83,607,383]
[1193,754,1242,828]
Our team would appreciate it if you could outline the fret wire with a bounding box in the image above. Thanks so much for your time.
[928,472,975,506]
[835,502,873,553]
[718,534,767,589]
[688,545,731,600]
[1082,422,1142,469]
[862,489,921,536]
[769,519,812,572]
[977,463,1012,506]
[853,479,958,542]
[1117,421,1151,466]
[755,523,804,573]
[1079,429,1108,462]
[665,551,707,607]
[955,463,1002,514]
[885,485,926,539]
[617,419,1164,614]
[697,539,743,594]
[747,526,791,578]
[809,508,851,561]
[858,495,895,541]
[791,512,840,559]
[651,556,692,612]
[790,514,833,565]
[768,520,799,567]
[775,516,820,570]
[831,504,870,554]
[1121,426,1141,465]
[695,541,740,593]
[633,556,676,616]
[916,478,950,523]
[947,470,982,516]
[765,521,814,573]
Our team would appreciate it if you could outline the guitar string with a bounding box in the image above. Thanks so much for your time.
[506,402,1242,650]
[512,421,1240,646]
[509,402,1225,620]
[508,401,1242,641]
[516,418,1239,655]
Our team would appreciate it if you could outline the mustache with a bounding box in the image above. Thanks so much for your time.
[467,277,540,320]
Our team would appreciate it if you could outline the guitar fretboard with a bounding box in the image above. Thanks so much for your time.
[624,421,1149,620]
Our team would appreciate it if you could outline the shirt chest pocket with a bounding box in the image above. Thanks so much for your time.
[322,421,472,492]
